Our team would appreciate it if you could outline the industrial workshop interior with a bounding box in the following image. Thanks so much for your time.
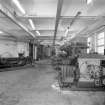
[0,0,105,105]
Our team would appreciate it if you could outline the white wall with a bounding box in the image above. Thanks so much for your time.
[0,40,29,58]
[17,42,29,57]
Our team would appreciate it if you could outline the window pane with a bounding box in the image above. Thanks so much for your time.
[87,37,91,42]
[97,46,104,54]
[97,38,104,46]
[97,32,104,39]
[87,48,89,53]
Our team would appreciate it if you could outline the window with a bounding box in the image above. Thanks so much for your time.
[87,37,91,53]
[97,46,104,54]
[96,32,104,54]
[97,32,104,39]
[97,38,104,46]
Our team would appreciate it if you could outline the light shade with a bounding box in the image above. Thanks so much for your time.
[12,0,25,14]
[36,31,40,35]
[29,19,35,30]
[87,0,92,4]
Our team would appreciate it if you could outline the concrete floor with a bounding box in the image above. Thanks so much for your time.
[0,60,105,105]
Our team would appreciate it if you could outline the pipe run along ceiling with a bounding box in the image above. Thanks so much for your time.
[0,0,105,45]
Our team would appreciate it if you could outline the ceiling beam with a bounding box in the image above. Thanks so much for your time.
[0,16,99,22]
[53,0,63,46]
[0,4,36,39]
[12,16,104,19]
[37,36,60,40]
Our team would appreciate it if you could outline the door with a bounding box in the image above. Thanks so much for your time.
[29,43,33,59]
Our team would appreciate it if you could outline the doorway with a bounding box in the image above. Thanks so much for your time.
[29,43,33,59]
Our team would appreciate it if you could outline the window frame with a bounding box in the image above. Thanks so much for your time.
[96,32,105,54]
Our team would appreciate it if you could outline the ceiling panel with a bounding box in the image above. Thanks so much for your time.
[57,31,65,37]
[0,33,9,36]
[18,18,32,30]
[0,0,105,44]
[8,30,30,37]
[61,0,87,16]
[57,17,98,38]
[32,18,55,30]
[37,35,60,40]
[0,18,22,30]
[58,18,72,31]
[20,0,58,17]
[18,17,55,33]
[34,30,54,36]
[87,0,105,16]
[0,0,14,11]
[61,0,105,17]
[0,12,6,17]
[0,17,31,39]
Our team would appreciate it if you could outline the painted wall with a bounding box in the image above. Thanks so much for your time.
[0,40,29,58]
[17,42,29,57]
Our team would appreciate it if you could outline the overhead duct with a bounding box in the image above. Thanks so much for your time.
[65,11,81,37]
[69,11,81,27]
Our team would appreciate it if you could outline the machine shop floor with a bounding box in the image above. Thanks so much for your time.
[0,60,105,105]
